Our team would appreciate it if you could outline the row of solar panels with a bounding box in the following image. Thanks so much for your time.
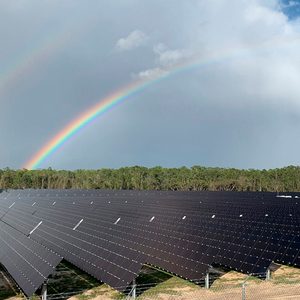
[0,189,299,296]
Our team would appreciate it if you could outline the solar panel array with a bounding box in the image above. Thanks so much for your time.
[0,192,62,296]
[0,189,299,296]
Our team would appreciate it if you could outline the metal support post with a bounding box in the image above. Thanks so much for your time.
[132,278,136,299]
[205,272,209,289]
[41,282,47,300]
[266,268,271,280]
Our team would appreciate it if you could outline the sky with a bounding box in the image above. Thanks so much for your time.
[1,0,300,170]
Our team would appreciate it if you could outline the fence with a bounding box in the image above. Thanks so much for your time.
[2,262,299,300]
[44,270,300,300]
[122,274,300,300]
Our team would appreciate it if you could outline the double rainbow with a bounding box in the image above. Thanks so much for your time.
[23,35,300,169]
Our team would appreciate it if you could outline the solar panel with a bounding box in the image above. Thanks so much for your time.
[0,221,62,296]
[0,189,299,295]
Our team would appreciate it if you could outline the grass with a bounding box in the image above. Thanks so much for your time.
[47,260,101,297]
[28,295,40,300]
[0,289,17,300]
[271,265,300,285]
[132,267,202,298]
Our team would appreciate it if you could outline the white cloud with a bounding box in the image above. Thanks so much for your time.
[153,43,191,67]
[136,43,192,79]
[115,30,148,51]
[136,67,168,80]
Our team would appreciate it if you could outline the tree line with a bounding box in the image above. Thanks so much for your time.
[0,165,299,192]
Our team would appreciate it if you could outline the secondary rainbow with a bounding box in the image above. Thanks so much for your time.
[0,20,92,99]
[23,35,300,169]
[0,29,70,99]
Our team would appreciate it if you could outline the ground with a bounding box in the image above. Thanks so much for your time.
[0,268,19,300]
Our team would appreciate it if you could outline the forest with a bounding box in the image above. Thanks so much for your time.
[0,165,300,192]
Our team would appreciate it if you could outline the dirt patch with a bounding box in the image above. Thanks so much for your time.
[69,285,122,300]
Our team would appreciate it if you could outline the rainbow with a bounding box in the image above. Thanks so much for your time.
[23,35,300,169]
[23,77,166,169]
[0,29,70,99]
[0,19,93,100]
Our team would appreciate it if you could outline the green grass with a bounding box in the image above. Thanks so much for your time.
[28,295,40,300]
[0,289,17,300]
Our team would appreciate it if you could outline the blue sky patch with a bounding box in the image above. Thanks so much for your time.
[280,0,300,19]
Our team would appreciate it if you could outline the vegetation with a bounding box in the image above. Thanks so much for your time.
[0,289,17,300]
[47,260,99,298]
[0,165,300,191]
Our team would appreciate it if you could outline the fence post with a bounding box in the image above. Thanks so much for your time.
[126,279,136,300]
[241,274,251,300]
[132,278,136,299]
[266,268,271,280]
[242,282,246,300]
[205,272,210,289]
[41,282,47,300]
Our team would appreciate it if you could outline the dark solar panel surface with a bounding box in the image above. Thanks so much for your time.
[0,189,299,295]
[0,219,62,296]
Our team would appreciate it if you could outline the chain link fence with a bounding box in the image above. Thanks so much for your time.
[43,270,300,300]
[2,262,299,300]
[120,273,300,300]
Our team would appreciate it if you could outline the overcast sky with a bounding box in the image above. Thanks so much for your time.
[1,0,300,170]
